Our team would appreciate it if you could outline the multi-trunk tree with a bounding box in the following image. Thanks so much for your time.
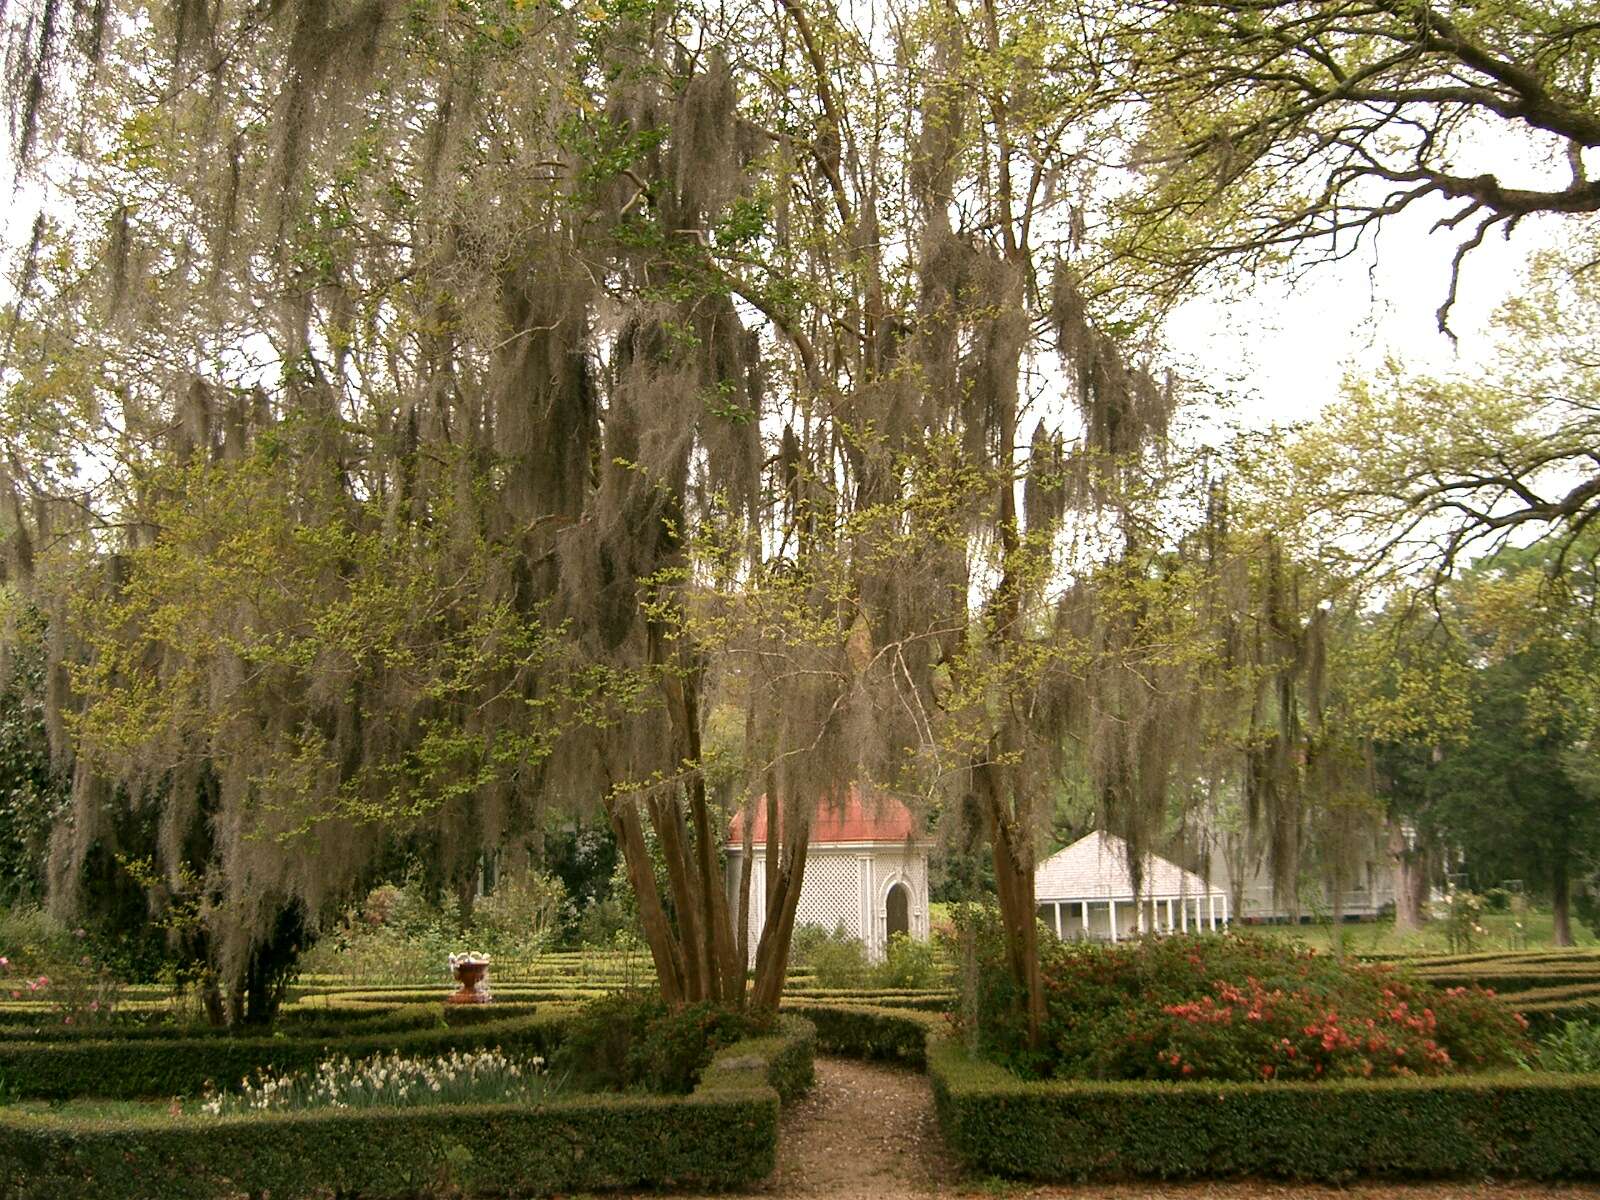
[0,0,1451,1030]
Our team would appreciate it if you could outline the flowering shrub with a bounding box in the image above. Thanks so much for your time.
[198,1047,556,1115]
[2,909,128,1026]
[962,920,1529,1083]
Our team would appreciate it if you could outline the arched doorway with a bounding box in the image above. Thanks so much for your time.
[886,882,910,939]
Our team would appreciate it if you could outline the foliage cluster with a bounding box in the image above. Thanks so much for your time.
[0,990,813,1198]
[965,922,1528,1083]
[551,992,775,1094]
[301,872,563,984]
[790,925,941,990]
[782,1002,936,1067]
[0,906,130,1025]
[0,611,65,906]
[1538,1021,1600,1074]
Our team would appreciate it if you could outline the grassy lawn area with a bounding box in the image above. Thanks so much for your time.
[1246,909,1598,957]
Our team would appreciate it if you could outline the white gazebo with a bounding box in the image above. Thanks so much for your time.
[726,789,932,963]
[1036,830,1229,941]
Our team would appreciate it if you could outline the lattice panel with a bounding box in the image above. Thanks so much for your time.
[794,853,863,937]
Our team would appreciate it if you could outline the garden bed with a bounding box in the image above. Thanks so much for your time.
[0,1014,815,1199]
[0,1004,576,1100]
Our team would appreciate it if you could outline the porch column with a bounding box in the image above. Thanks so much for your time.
[1108,899,1118,943]
[1053,902,1063,939]
[1207,895,1216,930]
[1081,901,1090,938]
[1180,896,1188,932]
[1222,893,1230,927]
[1165,898,1174,932]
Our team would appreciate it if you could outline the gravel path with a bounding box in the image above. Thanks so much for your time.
[649,1055,1600,1200]
[763,1056,958,1197]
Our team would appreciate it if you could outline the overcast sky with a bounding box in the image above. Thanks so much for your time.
[1165,187,1561,436]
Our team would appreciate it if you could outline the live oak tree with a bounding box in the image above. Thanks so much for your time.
[1079,0,1600,332]
[1277,237,1600,591]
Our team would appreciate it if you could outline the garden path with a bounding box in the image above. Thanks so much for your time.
[655,1055,1600,1200]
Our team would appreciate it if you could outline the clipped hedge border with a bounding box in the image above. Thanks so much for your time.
[929,1038,1600,1182]
[1520,997,1600,1034]
[1418,970,1600,992]
[0,1016,814,1200]
[0,1003,474,1043]
[0,1006,576,1100]
[783,1001,937,1066]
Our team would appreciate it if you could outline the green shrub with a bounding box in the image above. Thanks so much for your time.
[929,1037,1600,1181]
[879,932,939,989]
[698,1016,816,1104]
[808,928,871,988]
[1540,1021,1600,1072]
[1,1092,772,1199]
[961,914,1529,1082]
[551,993,773,1094]
[788,922,828,965]
[467,872,564,956]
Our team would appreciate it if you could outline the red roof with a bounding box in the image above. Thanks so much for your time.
[726,787,923,847]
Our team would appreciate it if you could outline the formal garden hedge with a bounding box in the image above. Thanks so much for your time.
[1398,952,1600,1032]
[928,1037,1600,1181]
[784,1001,938,1066]
[0,1005,573,1100]
[0,1014,815,1199]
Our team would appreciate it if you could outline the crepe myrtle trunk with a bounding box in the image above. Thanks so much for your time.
[605,666,812,1010]
[606,789,811,1010]
[749,796,811,1013]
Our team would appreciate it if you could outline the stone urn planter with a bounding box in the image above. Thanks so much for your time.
[446,952,492,1005]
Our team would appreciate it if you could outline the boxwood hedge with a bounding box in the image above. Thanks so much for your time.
[0,1006,572,1100]
[0,1016,815,1200]
[783,1002,936,1066]
[929,1037,1600,1181]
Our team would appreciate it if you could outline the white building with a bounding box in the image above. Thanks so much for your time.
[725,790,932,962]
[1036,830,1231,941]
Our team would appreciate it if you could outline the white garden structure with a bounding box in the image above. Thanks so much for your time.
[725,790,932,963]
[1036,830,1230,942]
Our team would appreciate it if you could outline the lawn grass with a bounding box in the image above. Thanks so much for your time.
[1247,909,1598,957]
